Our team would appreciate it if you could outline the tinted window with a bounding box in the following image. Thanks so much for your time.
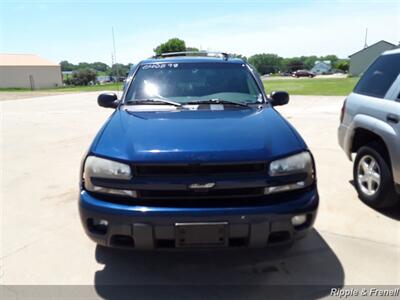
[125,62,262,104]
[354,53,400,98]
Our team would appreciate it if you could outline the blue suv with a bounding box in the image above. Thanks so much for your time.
[79,52,318,249]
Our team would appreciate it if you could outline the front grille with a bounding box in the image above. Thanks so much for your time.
[89,186,313,208]
[135,162,266,176]
[88,159,313,208]
[138,187,265,199]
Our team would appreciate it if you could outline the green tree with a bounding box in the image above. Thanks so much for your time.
[319,55,339,66]
[186,47,199,52]
[303,56,318,70]
[154,38,186,55]
[229,53,247,61]
[334,59,349,72]
[60,60,77,71]
[282,58,304,72]
[109,63,131,78]
[90,62,110,72]
[77,62,90,69]
[247,54,282,75]
[69,68,97,86]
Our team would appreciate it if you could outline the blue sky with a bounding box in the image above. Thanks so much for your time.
[1,0,399,65]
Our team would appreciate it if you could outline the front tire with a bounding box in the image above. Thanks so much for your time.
[353,144,398,208]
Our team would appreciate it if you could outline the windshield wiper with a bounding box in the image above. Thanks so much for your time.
[125,98,182,107]
[184,98,250,108]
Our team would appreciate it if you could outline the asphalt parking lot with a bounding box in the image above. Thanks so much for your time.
[1,93,399,299]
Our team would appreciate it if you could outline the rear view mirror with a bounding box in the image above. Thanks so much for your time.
[98,93,119,108]
[270,91,289,106]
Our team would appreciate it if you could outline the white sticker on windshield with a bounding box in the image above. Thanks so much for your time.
[142,63,179,70]
[142,64,166,70]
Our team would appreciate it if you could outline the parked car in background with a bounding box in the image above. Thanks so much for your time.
[338,48,400,208]
[292,70,315,78]
[79,52,319,250]
[280,71,292,77]
[96,75,112,84]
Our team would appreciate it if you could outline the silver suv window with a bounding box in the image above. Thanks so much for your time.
[354,53,400,99]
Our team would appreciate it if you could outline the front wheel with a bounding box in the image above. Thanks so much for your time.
[353,145,398,208]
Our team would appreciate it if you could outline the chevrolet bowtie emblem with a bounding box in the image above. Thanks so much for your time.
[188,183,216,189]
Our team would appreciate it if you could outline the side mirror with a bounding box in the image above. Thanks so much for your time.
[98,93,119,108]
[270,91,289,106]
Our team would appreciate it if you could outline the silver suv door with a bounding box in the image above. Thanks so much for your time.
[352,52,400,184]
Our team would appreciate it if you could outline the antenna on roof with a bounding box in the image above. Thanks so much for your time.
[112,27,119,79]
[364,28,368,48]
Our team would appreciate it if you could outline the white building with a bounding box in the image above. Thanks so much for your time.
[311,60,332,75]
[349,40,397,76]
[0,54,62,89]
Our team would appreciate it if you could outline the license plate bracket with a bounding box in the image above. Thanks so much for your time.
[175,222,228,248]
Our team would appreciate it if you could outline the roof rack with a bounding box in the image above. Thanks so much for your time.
[154,51,230,60]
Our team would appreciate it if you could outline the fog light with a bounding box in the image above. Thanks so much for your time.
[93,219,109,227]
[88,218,108,235]
[291,214,307,226]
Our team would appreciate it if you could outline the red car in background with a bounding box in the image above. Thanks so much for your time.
[293,70,316,78]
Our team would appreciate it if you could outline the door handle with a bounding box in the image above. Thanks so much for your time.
[387,114,399,124]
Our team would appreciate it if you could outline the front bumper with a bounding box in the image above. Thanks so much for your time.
[79,187,319,250]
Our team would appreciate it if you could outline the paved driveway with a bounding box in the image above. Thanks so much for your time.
[1,93,399,299]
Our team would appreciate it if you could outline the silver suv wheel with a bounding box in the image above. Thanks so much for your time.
[353,144,398,208]
[356,155,381,196]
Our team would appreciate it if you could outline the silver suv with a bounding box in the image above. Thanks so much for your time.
[338,48,400,208]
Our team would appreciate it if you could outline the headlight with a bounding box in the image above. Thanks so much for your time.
[269,151,313,176]
[265,152,314,194]
[83,156,136,197]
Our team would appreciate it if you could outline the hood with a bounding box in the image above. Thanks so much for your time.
[92,107,306,163]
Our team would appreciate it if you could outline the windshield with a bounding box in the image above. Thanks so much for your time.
[124,62,263,104]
